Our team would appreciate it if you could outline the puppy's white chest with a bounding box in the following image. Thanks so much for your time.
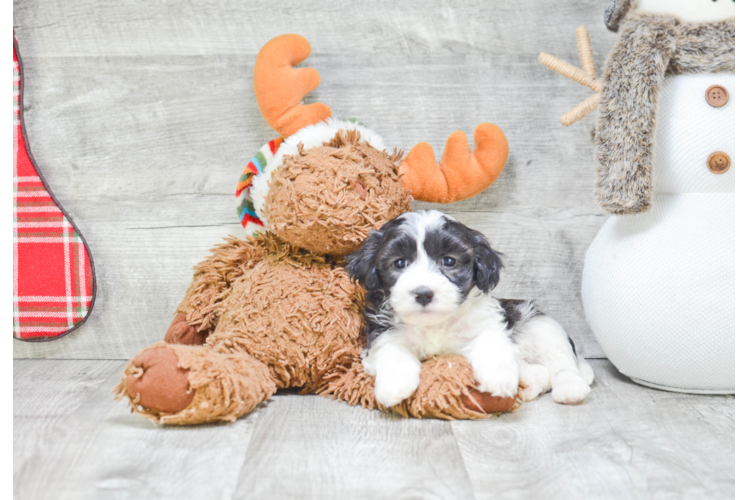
[401,323,469,359]
[399,295,503,359]
[415,326,457,358]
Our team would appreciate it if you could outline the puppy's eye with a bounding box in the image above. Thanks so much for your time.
[442,257,456,267]
[394,259,409,269]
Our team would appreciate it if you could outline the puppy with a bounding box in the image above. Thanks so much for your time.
[346,210,594,408]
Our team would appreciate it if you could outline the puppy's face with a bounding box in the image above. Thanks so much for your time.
[346,211,503,326]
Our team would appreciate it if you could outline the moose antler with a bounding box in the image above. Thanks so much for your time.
[538,26,602,126]
[399,123,509,203]
[253,34,332,138]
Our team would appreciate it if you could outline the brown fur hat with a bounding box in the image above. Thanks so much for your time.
[604,0,636,32]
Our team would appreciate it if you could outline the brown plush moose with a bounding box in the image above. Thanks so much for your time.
[115,34,515,424]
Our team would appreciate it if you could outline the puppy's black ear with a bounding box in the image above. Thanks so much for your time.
[345,230,383,291]
[471,230,503,294]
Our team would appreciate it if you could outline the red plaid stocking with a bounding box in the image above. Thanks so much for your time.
[13,36,96,341]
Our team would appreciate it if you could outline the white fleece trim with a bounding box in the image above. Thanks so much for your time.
[251,118,387,226]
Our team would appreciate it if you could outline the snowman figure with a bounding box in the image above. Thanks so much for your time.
[541,0,734,393]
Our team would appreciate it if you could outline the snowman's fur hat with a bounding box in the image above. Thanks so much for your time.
[604,0,636,32]
[594,10,734,214]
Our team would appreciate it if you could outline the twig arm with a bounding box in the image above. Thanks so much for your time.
[561,93,601,126]
[575,26,596,78]
[538,52,602,93]
[537,25,602,126]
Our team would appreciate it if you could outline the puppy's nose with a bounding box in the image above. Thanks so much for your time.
[413,287,434,306]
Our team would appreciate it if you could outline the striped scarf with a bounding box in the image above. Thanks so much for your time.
[235,137,283,235]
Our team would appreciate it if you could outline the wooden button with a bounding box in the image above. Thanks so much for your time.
[705,85,729,108]
[707,152,731,174]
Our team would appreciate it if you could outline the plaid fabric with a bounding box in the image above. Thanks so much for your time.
[13,39,95,340]
[235,137,283,235]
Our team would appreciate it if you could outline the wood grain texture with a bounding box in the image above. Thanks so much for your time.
[12,0,617,359]
[234,395,474,499]
[14,360,735,499]
[14,359,125,484]
[14,359,262,500]
[452,362,736,500]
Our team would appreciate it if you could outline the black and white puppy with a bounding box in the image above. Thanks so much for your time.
[346,210,594,408]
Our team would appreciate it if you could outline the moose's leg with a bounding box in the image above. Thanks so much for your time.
[321,355,518,420]
[161,234,278,346]
[175,235,272,336]
[115,342,276,425]
[163,313,210,345]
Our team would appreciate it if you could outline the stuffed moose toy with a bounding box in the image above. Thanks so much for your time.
[115,34,514,424]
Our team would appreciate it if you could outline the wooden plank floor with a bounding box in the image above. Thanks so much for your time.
[14,359,735,500]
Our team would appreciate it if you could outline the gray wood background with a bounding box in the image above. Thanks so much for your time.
[13,0,617,359]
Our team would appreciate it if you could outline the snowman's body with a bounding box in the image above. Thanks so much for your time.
[582,72,734,392]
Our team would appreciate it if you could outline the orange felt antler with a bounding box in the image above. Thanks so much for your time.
[399,123,509,203]
[253,34,332,138]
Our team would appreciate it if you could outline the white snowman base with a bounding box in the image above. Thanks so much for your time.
[582,193,734,394]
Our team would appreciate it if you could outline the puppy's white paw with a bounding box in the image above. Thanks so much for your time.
[473,361,519,398]
[518,363,551,402]
[373,363,421,408]
[577,358,595,386]
[552,371,591,405]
